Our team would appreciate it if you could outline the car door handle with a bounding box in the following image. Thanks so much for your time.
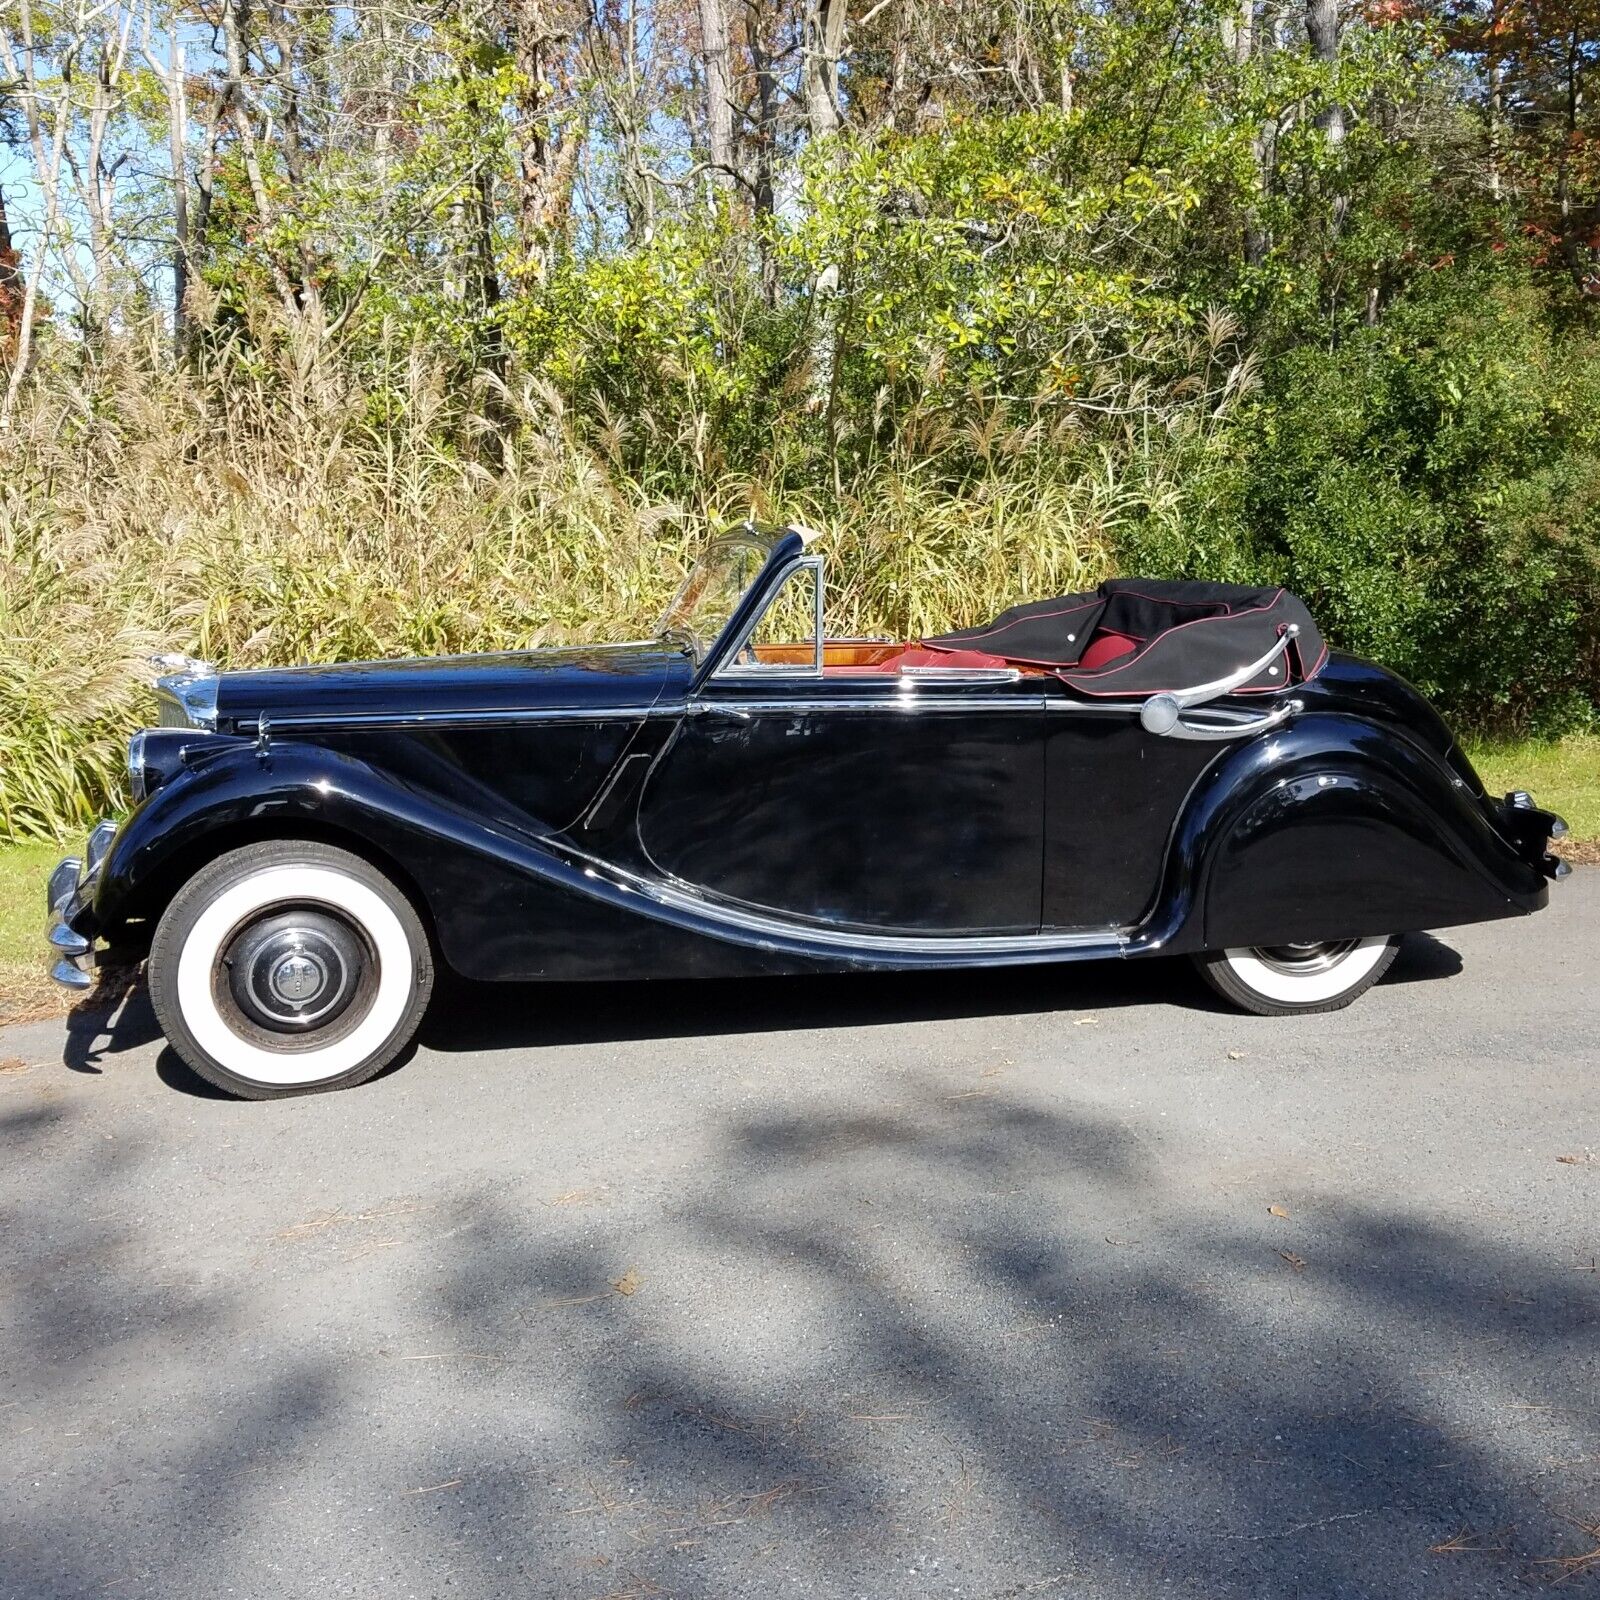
[1141,697,1303,741]
[687,701,752,720]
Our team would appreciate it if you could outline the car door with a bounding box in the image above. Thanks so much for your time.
[1039,684,1223,930]
[634,560,1050,934]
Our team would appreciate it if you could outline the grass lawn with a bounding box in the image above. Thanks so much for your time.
[1465,734,1600,854]
[0,838,71,1022]
[0,734,1592,1011]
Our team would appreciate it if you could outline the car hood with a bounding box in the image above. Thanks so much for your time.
[212,640,692,731]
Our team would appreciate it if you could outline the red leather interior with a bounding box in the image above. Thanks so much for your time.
[858,645,1012,673]
[1077,631,1141,670]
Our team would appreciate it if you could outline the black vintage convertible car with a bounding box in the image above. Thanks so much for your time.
[47,524,1566,1098]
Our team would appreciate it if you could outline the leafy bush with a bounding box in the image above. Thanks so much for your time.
[1184,267,1600,728]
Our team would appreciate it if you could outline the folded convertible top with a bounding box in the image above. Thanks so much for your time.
[922,577,1327,697]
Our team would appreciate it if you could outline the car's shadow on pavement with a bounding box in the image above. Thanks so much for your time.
[58,932,1463,1099]
[416,930,1463,1055]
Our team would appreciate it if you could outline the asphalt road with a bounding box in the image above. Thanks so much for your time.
[2,878,1597,1600]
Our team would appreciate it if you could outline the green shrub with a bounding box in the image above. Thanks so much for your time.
[1227,268,1600,727]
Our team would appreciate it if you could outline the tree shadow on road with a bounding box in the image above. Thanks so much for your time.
[8,974,1596,1600]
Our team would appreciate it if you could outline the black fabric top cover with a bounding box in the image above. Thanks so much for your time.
[923,577,1327,697]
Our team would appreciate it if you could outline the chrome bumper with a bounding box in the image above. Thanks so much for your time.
[45,819,119,991]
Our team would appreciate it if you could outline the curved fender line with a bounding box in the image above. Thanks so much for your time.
[1128,710,1542,956]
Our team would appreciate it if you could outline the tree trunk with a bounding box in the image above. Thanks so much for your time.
[698,0,735,193]
[1,87,70,428]
[0,183,20,361]
[166,43,190,357]
[507,0,571,279]
[1222,0,1253,64]
[1305,0,1344,146]
[803,0,846,142]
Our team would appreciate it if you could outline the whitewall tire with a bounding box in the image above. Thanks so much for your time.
[1193,935,1399,1016]
[148,840,433,1099]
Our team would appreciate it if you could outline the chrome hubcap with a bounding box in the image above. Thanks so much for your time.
[269,951,325,1004]
[1250,939,1361,976]
[221,908,368,1034]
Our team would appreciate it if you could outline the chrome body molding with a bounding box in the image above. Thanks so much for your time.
[686,693,1049,716]
[249,702,669,734]
[555,841,1130,958]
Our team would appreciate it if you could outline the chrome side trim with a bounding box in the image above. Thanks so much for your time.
[1043,698,1147,716]
[558,842,1129,957]
[690,694,1048,716]
[896,666,1022,682]
[251,703,667,733]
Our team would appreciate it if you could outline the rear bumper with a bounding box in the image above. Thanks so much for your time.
[1495,790,1570,882]
[45,819,120,991]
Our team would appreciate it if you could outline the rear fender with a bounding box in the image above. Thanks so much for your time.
[1138,712,1548,955]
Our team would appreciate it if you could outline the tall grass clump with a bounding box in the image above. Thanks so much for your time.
[4,313,1214,841]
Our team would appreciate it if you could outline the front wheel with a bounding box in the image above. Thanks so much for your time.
[1193,936,1399,1017]
[148,840,434,1099]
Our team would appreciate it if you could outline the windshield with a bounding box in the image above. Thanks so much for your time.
[654,531,777,660]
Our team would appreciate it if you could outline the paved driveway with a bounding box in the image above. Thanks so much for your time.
[2,877,1596,1599]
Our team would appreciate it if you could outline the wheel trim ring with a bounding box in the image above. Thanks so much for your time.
[176,866,414,1086]
[1248,939,1362,977]
[1220,935,1391,1006]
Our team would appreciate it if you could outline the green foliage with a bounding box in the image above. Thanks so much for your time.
[3,0,1599,846]
[1234,267,1600,727]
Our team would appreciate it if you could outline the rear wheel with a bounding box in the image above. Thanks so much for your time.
[148,840,433,1099]
[1193,936,1399,1016]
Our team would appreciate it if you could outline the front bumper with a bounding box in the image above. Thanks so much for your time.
[45,819,119,991]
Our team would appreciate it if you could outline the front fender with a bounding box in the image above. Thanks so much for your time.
[91,738,515,936]
[88,738,808,983]
[1136,712,1548,955]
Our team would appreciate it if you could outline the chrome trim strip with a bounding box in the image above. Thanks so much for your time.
[690,694,1048,715]
[251,703,667,733]
[559,842,1128,957]
[1042,698,1146,716]
[711,554,826,682]
[896,666,1022,682]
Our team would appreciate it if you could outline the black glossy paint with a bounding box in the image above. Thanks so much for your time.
[216,640,690,732]
[637,678,1048,933]
[73,545,1559,985]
